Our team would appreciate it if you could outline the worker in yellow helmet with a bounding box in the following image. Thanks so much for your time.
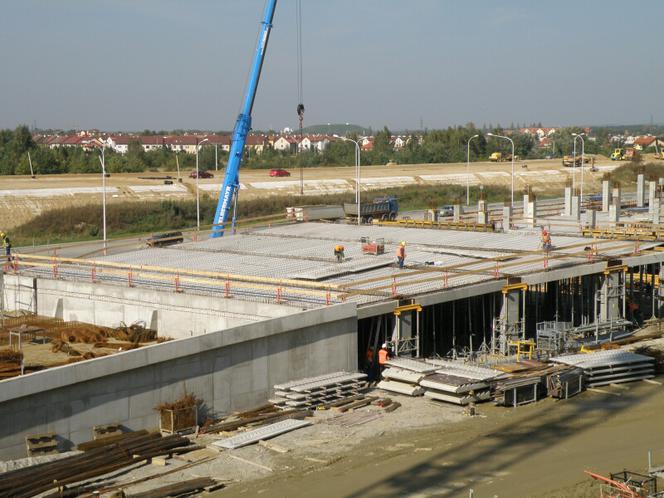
[334,244,345,263]
[396,241,406,268]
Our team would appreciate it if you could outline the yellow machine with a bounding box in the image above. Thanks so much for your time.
[610,148,624,160]
[489,152,503,162]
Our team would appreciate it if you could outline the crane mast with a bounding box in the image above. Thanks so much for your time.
[211,0,278,237]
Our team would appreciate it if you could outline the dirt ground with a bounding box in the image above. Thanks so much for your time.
[0,158,613,230]
[213,380,664,498]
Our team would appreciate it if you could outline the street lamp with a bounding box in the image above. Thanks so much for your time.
[466,134,479,205]
[573,133,585,204]
[98,148,107,254]
[334,135,361,225]
[195,137,209,231]
[487,132,515,207]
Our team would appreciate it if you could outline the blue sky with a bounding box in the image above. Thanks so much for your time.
[0,0,662,131]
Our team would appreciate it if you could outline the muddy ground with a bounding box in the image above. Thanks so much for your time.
[215,379,664,498]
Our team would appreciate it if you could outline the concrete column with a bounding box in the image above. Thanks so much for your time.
[496,287,525,354]
[564,186,572,216]
[653,198,661,225]
[612,186,621,209]
[427,209,438,222]
[649,182,657,213]
[502,205,512,232]
[599,271,622,322]
[602,180,611,212]
[570,195,580,220]
[586,209,597,229]
[453,204,461,222]
[477,199,488,225]
[523,194,530,218]
[637,174,645,208]
[527,198,537,228]
[608,202,619,225]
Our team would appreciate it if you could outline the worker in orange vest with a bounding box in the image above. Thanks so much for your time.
[396,241,406,268]
[378,343,390,375]
[541,228,552,251]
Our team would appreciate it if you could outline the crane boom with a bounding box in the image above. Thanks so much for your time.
[211,0,278,237]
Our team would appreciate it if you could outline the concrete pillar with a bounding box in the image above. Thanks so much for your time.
[453,204,461,222]
[608,202,619,225]
[599,271,622,323]
[586,209,597,229]
[637,174,645,208]
[523,194,530,218]
[427,209,439,222]
[602,180,611,212]
[564,186,572,216]
[649,182,657,213]
[612,185,621,210]
[570,195,581,220]
[496,287,525,354]
[527,198,537,228]
[653,198,661,225]
[477,199,488,225]
[502,205,512,232]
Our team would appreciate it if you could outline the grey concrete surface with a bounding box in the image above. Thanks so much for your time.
[2,275,299,339]
[0,303,358,459]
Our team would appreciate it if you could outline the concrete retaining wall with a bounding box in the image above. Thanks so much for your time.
[1,275,299,339]
[0,303,357,459]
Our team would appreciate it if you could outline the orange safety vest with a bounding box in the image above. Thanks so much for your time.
[378,348,389,365]
[396,246,405,258]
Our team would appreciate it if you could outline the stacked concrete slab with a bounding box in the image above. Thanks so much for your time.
[272,371,368,409]
[378,358,498,405]
[551,350,654,387]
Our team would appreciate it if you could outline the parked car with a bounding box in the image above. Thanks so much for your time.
[146,231,184,248]
[189,170,214,179]
[269,168,291,177]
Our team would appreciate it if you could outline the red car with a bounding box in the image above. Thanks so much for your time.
[189,170,214,179]
[269,168,291,177]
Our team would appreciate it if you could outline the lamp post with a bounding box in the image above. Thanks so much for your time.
[98,148,107,254]
[195,137,209,231]
[487,133,515,207]
[573,133,585,205]
[334,135,361,225]
[466,134,479,205]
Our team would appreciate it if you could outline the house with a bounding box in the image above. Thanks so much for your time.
[360,137,374,151]
[391,136,406,150]
[273,135,299,153]
[245,135,266,154]
[519,127,557,140]
[633,136,657,150]
[308,135,330,152]
[298,136,312,152]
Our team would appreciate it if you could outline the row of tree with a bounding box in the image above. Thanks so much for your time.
[0,124,653,176]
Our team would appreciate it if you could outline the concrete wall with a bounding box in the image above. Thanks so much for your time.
[2,275,300,339]
[0,303,358,459]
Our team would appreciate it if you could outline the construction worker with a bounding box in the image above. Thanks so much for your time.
[378,343,390,375]
[396,241,406,268]
[1,232,10,262]
[541,228,552,251]
[334,244,345,263]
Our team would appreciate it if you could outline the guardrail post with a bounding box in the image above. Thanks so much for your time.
[391,278,397,296]
[543,254,549,270]
[52,262,58,279]
[443,271,448,288]
[91,266,97,283]
[174,274,182,293]
[127,271,133,287]
[11,256,18,273]
[326,289,331,305]
[494,262,500,278]
[276,286,283,304]
[224,281,231,298]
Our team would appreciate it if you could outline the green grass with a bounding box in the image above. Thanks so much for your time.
[608,161,664,185]
[12,184,513,246]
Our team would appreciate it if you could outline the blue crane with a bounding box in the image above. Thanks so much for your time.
[211,0,278,237]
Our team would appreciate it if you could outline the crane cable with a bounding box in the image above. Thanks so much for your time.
[296,0,305,195]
